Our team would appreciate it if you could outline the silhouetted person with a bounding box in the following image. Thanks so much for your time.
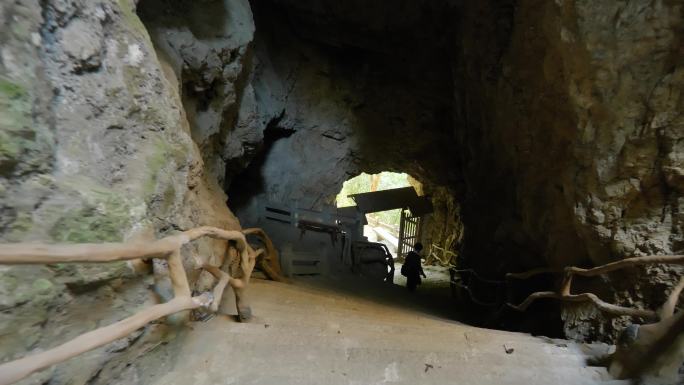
[402,242,426,292]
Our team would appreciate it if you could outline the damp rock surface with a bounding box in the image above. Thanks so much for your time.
[0,0,683,383]
[0,1,238,382]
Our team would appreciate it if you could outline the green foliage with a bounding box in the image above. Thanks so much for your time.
[336,173,371,207]
[373,209,402,228]
[336,172,411,227]
[374,172,412,191]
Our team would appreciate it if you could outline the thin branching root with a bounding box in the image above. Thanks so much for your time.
[506,254,684,320]
[0,226,281,385]
[506,254,684,380]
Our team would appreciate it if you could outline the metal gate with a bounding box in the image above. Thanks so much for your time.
[398,208,421,259]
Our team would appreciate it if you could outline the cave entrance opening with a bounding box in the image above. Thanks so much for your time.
[334,172,454,307]
[336,171,416,258]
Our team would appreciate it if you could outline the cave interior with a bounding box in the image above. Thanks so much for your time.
[137,0,572,337]
[2,1,683,382]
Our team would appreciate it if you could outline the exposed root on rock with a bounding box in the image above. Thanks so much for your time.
[506,254,684,319]
[242,227,287,282]
[0,226,279,385]
[506,254,684,381]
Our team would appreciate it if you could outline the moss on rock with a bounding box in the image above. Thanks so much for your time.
[31,278,54,295]
[0,76,53,176]
[5,212,34,241]
[0,77,31,172]
[143,136,188,198]
[49,189,133,243]
[0,267,59,309]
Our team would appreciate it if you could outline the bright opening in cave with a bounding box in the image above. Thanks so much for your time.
[336,172,414,254]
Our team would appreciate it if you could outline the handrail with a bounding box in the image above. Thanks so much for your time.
[505,254,684,320]
[504,255,684,380]
[0,226,276,385]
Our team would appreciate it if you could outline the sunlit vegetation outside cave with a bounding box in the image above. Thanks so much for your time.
[336,172,412,230]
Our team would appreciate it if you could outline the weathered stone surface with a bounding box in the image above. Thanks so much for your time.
[0,1,238,383]
[2,0,683,383]
[456,0,684,340]
[137,0,258,186]
[226,0,683,342]
[61,18,104,72]
[226,1,462,252]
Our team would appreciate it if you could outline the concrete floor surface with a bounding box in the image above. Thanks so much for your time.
[141,277,624,385]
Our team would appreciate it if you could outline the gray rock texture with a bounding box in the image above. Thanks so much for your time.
[226,1,462,251]
[239,0,684,342]
[456,0,684,341]
[1,0,683,383]
[0,1,238,383]
[137,0,258,186]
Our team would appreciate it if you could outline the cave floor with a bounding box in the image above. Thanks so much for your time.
[141,277,624,385]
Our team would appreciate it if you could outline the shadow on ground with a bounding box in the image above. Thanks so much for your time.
[292,264,464,324]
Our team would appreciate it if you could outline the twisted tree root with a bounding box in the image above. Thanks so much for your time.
[0,293,213,385]
[506,254,684,320]
[610,310,684,380]
[566,255,684,277]
[222,243,261,322]
[0,226,269,385]
[506,267,562,280]
[203,265,231,313]
[0,227,249,265]
[505,253,684,381]
[242,228,287,282]
[506,291,657,320]
[659,275,684,319]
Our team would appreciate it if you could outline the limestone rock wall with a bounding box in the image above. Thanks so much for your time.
[0,1,238,383]
[2,5,683,385]
[137,0,261,186]
[456,0,684,340]
[238,0,684,341]
[227,1,461,244]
